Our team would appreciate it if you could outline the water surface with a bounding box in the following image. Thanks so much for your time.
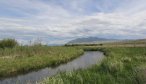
[0,51,104,84]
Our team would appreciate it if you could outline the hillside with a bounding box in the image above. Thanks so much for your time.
[67,37,117,44]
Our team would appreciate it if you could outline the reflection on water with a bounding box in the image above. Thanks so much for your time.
[0,51,104,84]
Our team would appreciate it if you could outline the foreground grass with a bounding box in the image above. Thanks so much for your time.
[0,46,83,78]
[42,47,146,84]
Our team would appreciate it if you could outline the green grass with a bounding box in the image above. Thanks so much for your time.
[42,47,146,84]
[0,46,84,78]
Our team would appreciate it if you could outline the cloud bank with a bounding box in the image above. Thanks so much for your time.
[0,0,146,44]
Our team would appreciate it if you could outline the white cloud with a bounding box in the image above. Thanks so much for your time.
[0,0,146,44]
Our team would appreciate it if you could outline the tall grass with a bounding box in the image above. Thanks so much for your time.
[0,46,84,78]
[42,47,146,84]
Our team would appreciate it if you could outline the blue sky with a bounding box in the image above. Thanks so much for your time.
[0,0,146,44]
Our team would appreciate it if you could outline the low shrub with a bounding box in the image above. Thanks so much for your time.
[0,39,18,48]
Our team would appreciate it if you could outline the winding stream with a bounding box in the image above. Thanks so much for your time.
[0,51,104,84]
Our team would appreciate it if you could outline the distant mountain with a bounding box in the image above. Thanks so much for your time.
[67,37,118,44]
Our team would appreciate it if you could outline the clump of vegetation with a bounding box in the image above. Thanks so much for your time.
[0,38,18,48]
[101,60,124,73]
[122,57,132,63]
[42,47,146,84]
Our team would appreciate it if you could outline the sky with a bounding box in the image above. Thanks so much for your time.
[0,0,146,44]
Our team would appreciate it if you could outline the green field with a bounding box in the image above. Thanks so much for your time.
[42,47,146,84]
[0,46,83,78]
[65,39,146,47]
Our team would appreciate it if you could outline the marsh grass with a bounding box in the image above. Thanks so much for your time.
[0,46,84,78]
[42,47,146,84]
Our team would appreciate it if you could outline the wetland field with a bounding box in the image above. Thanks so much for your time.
[0,39,146,84]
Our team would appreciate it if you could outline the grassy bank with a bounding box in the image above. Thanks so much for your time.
[42,47,146,84]
[0,46,84,78]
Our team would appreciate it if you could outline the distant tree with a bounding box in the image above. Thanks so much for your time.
[0,38,18,48]
[99,44,103,46]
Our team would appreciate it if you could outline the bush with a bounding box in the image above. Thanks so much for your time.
[0,39,18,48]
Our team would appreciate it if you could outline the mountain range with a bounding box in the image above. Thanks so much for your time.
[67,37,118,44]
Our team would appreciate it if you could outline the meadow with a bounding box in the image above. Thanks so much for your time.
[0,38,146,84]
[0,45,84,78]
[42,47,146,84]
